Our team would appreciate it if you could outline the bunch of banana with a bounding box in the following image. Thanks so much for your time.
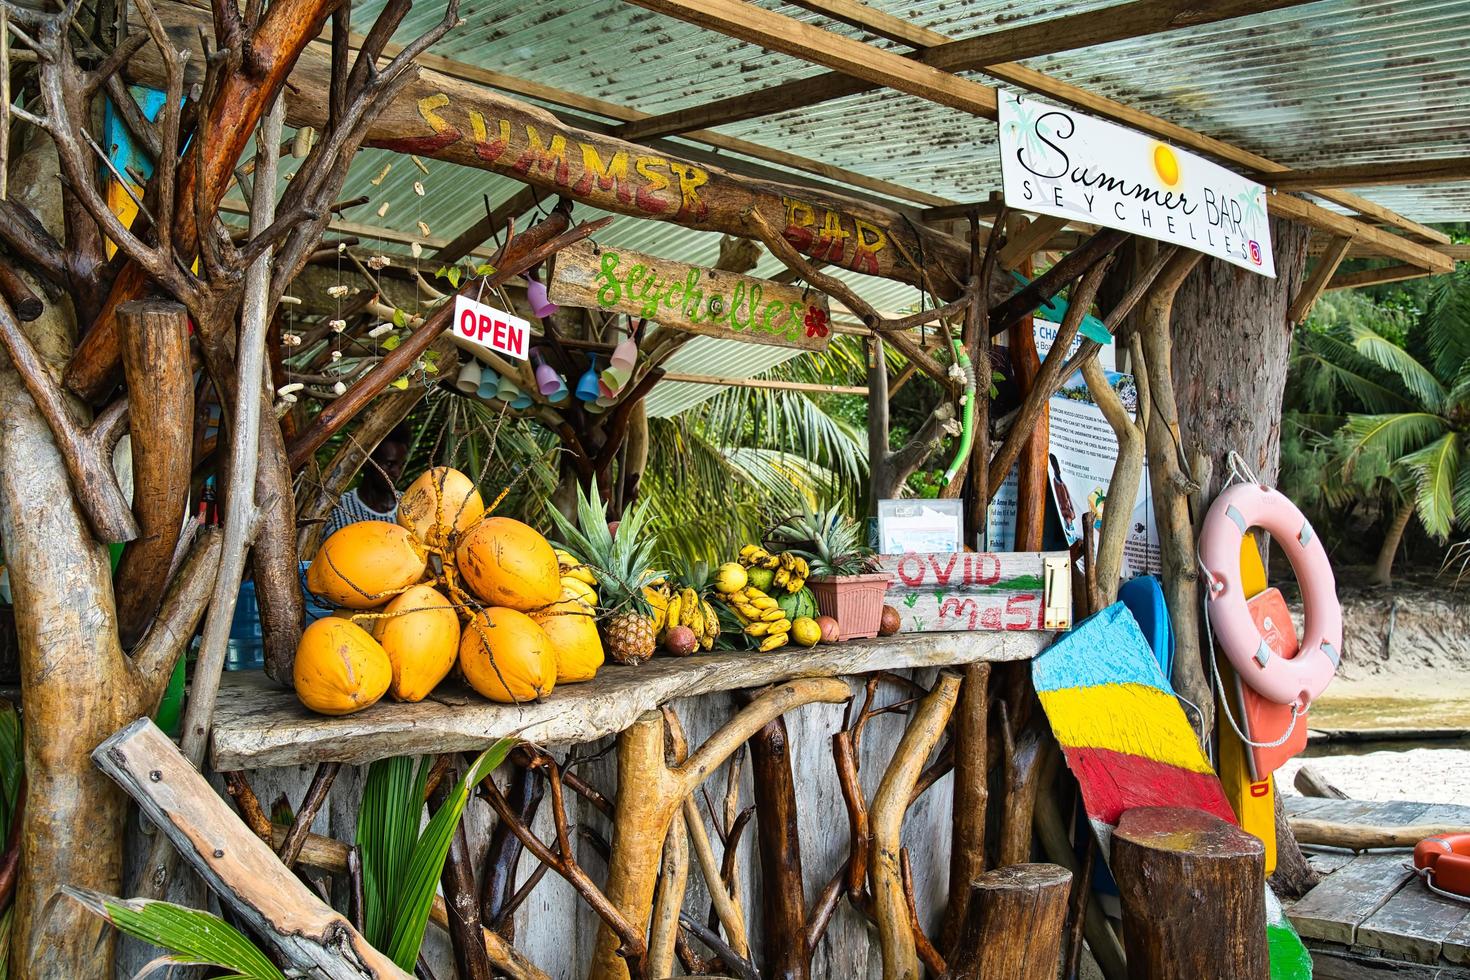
[738,544,779,570]
[719,583,792,652]
[771,551,809,594]
[665,586,720,651]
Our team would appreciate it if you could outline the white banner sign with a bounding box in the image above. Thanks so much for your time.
[452,295,531,360]
[998,90,1274,277]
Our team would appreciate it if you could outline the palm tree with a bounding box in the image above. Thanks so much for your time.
[1312,270,1470,585]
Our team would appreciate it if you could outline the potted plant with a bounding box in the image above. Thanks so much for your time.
[767,503,890,641]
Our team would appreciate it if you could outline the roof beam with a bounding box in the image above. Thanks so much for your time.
[1326,264,1432,291]
[615,0,1319,141]
[632,0,1453,274]
[432,185,541,265]
[1266,156,1470,191]
[621,0,999,120]
[1288,235,1353,324]
[784,0,947,48]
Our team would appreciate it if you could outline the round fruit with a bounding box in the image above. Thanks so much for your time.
[745,566,776,592]
[293,617,392,716]
[530,586,604,684]
[307,521,427,609]
[777,587,818,621]
[664,625,698,657]
[373,585,460,702]
[456,517,561,611]
[879,605,902,637]
[714,562,748,594]
[459,607,557,703]
[397,467,485,549]
[815,615,841,644]
[791,616,821,648]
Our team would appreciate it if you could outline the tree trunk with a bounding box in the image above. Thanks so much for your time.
[0,134,148,980]
[1168,212,1312,870]
[1370,501,1412,586]
[1170,215,1311,503]
[946,864,1071,980]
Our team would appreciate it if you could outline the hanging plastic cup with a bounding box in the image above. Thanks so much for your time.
[610,335,638,372]
[510,390,533,411]
[576,355,601,402]
[584,400,606,414]
[526,275,559,318]
[477,375,499,401]
[456,359,482,394]
[601,363,632,391]
[548,387,570,406]
[495,373,522,403]
[532,350,563,397]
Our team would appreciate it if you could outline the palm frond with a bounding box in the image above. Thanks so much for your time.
[1347,323,1447,412]
[63,889,285,980]
[1398,433,1464,540]
[1339,412,1449,470]
[1424,270,1470,383]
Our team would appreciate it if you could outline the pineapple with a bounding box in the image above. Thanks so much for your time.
[547,484,663,665]
[767,501,876,579]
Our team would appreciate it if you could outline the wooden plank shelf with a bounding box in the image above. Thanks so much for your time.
[210,630,1048,770]
[1285,797,1470,979]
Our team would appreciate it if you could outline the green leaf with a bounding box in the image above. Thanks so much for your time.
[1347,323,1447,413]
[476,263,496,276]
[0,701,21,841]
[384,740,516,970]
[446,267,462,289]
[357,756,429,949]
[1399,432,1463,540]
[392,308,408,329]
[1340,412,1448,472]
[381,334,402,352]
[63,888,285,980]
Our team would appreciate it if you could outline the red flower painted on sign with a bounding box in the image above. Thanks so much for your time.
[804,306,829,339]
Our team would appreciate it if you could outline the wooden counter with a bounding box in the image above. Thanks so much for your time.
[210,630,1048,769]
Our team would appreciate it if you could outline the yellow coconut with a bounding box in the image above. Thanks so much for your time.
[397,467,486,549]
[455,517,560,611]
[293,618,392,716]
[459,607,557,703]
[531,586,605,684]
[372,584,460,702]
[306,521,427,609]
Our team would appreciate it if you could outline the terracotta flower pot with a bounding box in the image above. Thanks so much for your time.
[807,573,892,641]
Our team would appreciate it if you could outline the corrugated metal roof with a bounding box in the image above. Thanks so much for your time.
[291,0,1467,415]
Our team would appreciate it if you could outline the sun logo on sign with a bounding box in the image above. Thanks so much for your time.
[1152,143,1180,187]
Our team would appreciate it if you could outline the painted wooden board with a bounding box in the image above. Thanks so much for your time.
[1288,853,1416,944]
[878,551,1065,633]
[1032,603,1235,827]
[210,629,1047,769]
[547,239,832,351]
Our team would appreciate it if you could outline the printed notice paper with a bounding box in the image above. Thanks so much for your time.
[998,90,1274,277]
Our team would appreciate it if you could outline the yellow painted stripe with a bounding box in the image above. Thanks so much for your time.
[1039,683,1216,775]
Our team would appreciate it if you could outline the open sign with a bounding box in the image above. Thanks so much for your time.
[452,295,529,360]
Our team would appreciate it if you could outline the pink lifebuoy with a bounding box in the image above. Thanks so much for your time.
[1198,483,1342,708]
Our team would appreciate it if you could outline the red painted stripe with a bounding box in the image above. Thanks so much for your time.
[1064,746,1237,827]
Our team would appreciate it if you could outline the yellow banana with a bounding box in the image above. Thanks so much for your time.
[779,552,795,571]
[752,596,778,611]
[773,567,791,588]
[736,603,761,620]
[702,600,720,639]
[768,618,792,633]
[664,593,682,632]
[761,608,786,622]
[786,577,803,594]
[745,621,771,637]
[759,633,788,652]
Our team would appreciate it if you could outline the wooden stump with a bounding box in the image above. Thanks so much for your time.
[1112,807,1269,980]
[947,863,1071,980]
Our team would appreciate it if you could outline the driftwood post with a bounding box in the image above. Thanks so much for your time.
[747,715,808,980]
[588,678,852,980]
[91,719,410,979]
[1111,807,1269,980]
[939,662,989,952]
[947,864,1072,980]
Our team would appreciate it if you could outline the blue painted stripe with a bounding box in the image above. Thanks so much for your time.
[1033,603,1173,694]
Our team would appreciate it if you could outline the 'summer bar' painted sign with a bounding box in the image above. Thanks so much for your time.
[548,240,832,351]
[453,294,530,360]
[998,90,1275,277]
[877,551,1064,632]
